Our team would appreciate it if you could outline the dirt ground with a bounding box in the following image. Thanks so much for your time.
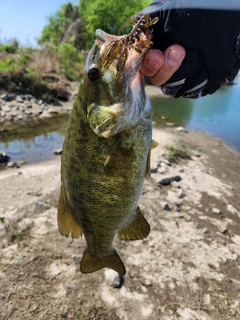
[0,121,240,320]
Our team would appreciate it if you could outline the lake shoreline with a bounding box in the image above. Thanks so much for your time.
[1,125,240,319]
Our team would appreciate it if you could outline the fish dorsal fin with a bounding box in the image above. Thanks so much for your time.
[58,185,82,239]
[104,141,134,173]
[80,248,126,275]
[118,207,150,240]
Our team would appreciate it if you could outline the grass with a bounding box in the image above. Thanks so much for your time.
[0,43,86,98]
[165,144,191,163]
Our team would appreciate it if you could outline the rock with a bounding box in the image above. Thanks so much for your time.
[166,122,175,126]
[1,105,11,112]
[193,150,201,157]
[48,108,59,114]
[175,126,188,133]
[24,109,32,116]
[151,163,159,173]
[17,114,24,120]
[0,151,10,163]
[16,96,24,103]
[212,207,222,215]
[160,201,171,211]
[218,224,228,234]
[177,189,185,199]
[1,93,16,102]
[104,269,124,289]
[32,201,50,213]
[159,175,182,186]
[53,149,62,155]
[161,159,171,166]
[203,228,210,234]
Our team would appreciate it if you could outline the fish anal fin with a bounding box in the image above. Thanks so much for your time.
[151,139,159,149]
[80,248,126,275]
[57,185,82,239]
[118,207,150,241]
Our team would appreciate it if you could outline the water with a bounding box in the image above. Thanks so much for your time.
[0,116,69,164]
[152,75,240,153]
[0,76,240,165]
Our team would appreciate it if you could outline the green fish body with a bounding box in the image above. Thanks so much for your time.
[58,30,155,275]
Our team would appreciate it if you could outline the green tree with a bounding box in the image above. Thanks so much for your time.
[79,0,152,48]
[38,3,79,47]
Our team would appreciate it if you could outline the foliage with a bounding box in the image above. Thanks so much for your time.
[0,44,18,54]
[165,145,191,163]
[58,43,85,79]
[79,0,152,48]
[38,3,79,47]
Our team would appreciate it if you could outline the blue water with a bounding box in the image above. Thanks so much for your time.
[0,75,240,165]
[152,75,240,153]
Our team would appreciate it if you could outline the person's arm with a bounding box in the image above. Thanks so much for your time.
[137,0,240,98]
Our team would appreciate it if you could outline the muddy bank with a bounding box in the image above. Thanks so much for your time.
[0,126,240,320]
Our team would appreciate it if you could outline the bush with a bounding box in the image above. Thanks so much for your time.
[58,43,85,80]
[0,44,18,54]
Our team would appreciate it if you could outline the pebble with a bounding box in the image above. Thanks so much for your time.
[218,225,228,234]
[175,126,188,133]
[203,228,210,234]
[160,201,171,211]
[159,175,182,186]
[212,207,222,215]
[32,201,50,213]
[166,122,175,127]
[1,105,11,112]
[53,148,62,155]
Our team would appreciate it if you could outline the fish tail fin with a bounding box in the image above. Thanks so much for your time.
[118,206,150,240]
[80,248,126,275]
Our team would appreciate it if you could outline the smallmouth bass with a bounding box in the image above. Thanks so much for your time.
[58,20,158,275]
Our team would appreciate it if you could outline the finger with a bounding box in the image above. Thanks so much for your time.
[141,49,165,77]
[149,45,186,86]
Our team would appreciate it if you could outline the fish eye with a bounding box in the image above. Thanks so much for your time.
[88,68,100,81]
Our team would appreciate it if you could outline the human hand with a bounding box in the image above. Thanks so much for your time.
[136,1,240,98]
[141,45,186,86]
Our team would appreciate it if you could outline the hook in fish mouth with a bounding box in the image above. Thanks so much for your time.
[95,14,159,80]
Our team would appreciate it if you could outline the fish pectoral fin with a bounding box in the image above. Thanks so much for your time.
[146,149,151,179]
[145,140,159,179]
[104,142,134,172]
[57,185,82,239]
[151,139,159,149]
[80,248,126,275]
[118,207,150,241]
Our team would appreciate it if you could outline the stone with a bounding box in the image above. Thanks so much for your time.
[159,175,182,186]
[1,105,11,112]
[32,201,50,213]
[16,96,24,103]
[48,108,59,114]
[218,224,228,234]
[212,207,222,215]
[0,151,10,163]
[166,122,175,126]
[160,201,171,211]
[175,126,188,133]
[53,149,62,155]
[203,228,210,234]
[1,93,16,101]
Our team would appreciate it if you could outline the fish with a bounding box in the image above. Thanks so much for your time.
[57,15,158,275]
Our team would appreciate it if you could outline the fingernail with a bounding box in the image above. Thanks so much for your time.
[146,59,160,70]
[167,49,183,63]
